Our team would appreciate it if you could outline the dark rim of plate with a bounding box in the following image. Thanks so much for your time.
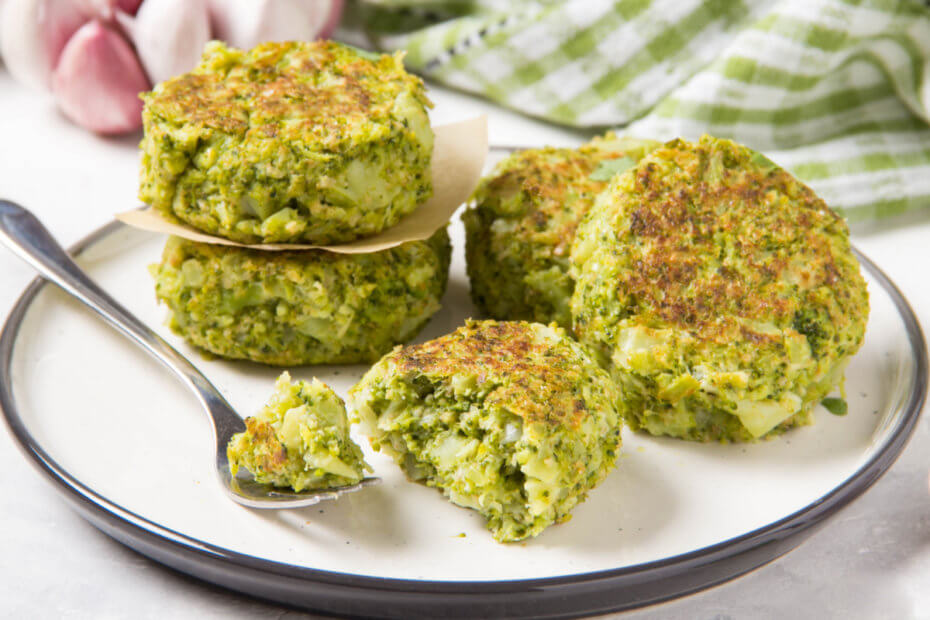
[0,220,926,620]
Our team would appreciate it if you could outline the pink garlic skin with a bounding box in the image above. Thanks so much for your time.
[76,0,143,19]
[206,0,343,50]
[50,19,150,134]
[117,0,210,86]
[117,0,142,12]
[319,0,342,39]
[0,0,89,89]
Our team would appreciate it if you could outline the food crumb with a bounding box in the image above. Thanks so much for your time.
[226,372,371,490]
[456,532,467,538]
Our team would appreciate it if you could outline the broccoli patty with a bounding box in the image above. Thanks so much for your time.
[348,320,623,542]
[463,135,660,327]
[140,40,433,244]
[228,372,371,491]
[151,230,451,366]
[571,135,869,442]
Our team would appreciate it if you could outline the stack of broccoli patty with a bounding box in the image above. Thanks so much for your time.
[144,40,450,366]
[140,40,433,245]
[349,320,623,542]
[463,135,660,327]
[151,231,451,366]
[570,136,869,442]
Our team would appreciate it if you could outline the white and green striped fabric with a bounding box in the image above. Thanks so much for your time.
[352,0,930,221]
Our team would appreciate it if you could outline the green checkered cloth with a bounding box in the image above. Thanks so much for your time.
[348,0,930,221]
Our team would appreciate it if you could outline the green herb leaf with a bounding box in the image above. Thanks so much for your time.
[750,150,779,171]
[821,397,848,416]
[343,44,383,62]
[589,156,636,181]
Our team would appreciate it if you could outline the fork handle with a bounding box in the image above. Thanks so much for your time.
[0,199,244,440]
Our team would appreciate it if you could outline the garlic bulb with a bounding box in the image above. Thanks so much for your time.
[51,19,150,134]
[206,0,342,50]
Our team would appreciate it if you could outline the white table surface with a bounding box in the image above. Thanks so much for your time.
[1,68,929,620]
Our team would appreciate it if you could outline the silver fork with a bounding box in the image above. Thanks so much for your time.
[0,199,379,508]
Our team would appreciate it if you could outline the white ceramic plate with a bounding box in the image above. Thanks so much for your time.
[1,218,925,619]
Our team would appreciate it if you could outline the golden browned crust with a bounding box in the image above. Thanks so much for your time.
[243,417,287,472]
[145,40,426,149]
[593,137,855,345]
[392,321,606,428]
[475,145,620,257]
[464,136,660,327]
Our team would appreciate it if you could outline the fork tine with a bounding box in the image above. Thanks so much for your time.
[225,476,381,509]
